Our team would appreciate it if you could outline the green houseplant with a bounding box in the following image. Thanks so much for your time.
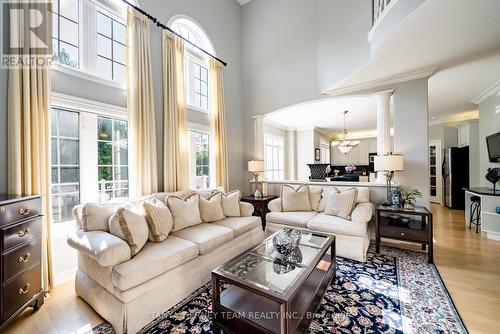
[399,187,422,210]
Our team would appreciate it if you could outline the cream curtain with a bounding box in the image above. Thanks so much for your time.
[8,4,53,290]
[162,31,189,191]
[209,58,229,191]
[127,9,158,196]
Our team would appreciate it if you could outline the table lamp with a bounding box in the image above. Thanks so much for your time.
[374,153,404,205]
[248,160,264,197]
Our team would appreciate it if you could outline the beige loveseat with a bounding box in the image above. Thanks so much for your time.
[67,191,265,334]
[266,185,374,262]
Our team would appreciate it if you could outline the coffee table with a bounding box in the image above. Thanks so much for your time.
[211,229,335,334]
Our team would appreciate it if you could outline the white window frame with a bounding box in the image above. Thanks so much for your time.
[187,123,214,190]
[264,133,285,181]
[320,138,330,164]
[51,93,129,206]
[52,0,127,90]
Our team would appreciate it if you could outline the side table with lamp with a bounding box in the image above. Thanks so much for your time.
[244,160,276,230]
[374,153,404,206]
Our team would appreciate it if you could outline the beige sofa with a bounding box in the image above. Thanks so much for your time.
[266,185,374,262]
[67,192,265,334]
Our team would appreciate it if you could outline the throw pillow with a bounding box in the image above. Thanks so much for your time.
[281,185,312,212]
[143,198,173,242]
[309,186,323,211]
[219,190,241,217]
[167,193,202,231]
[200,192,226,223]
[324,188,358,220]
[108,208,149,257]
[81,204,116,232]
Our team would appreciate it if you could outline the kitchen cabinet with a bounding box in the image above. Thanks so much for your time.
[331,138,376,165]
[458,123,469,147]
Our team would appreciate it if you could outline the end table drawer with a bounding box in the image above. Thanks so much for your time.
[1,263,42,322]
[2,217,42,252]
[2,237,42,282]
[379,225,427,243]
[0,198,41,226]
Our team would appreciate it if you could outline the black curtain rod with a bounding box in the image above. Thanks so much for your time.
[121,0,228,67]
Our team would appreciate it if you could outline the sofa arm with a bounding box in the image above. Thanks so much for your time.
[268,198,282,212]
[351,202,374,224]
[239,202,254,217]
[67,230,131,267]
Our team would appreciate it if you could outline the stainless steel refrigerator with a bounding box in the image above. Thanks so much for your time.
[442,147,469,209]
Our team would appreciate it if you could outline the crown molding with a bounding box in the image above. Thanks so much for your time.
[324,66,438,97]
[471,79,500,104]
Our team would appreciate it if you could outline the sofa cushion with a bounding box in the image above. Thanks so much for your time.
[200,192,225,223]
[112,236,198,291]
[323,188,358,220]
[167,193,202,232]
[143,198,173,242]
[213,216,261,237]
[281,185,312,212]
[219,190,241,217]
[108,208,149,257]
[172,223,234,254]
[266,211,317,228]
[307,213,368,237]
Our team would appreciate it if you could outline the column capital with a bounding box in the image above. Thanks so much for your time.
[372,89,394,98]
[252,114,265,120]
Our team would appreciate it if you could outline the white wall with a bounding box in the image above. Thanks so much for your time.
[296,129,315,180]
[479,93,500,187]
[241,0,372,174]
[393,79,430,207]
[429,123,458,148]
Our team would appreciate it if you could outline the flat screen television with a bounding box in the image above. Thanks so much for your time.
[486,131,500,162]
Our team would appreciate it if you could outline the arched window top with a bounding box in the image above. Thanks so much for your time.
[169,16,215,58]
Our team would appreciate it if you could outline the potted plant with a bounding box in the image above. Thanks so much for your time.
[399,187,422,210]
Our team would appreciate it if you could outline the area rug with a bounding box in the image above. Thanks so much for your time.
[91,245,467,334]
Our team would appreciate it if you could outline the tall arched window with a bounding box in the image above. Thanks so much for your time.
[170,17,215,189]
[170,17,215,112]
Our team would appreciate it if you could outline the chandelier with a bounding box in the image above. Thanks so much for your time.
[331,110,360,154]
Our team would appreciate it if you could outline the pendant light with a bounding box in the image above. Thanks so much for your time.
[331,110,360,154]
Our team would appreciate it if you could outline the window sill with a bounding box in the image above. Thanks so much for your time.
[187,104,209,114]
[52,63,126,91]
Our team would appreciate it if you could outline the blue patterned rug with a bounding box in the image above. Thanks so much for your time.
[92,245,467,334]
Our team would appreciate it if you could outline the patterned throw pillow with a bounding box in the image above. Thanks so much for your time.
[143,198,173,242]
[108,208,149,257]
[199,192,226,223]
[219,190,242,217]
[167,193,202,231]
[324,188,358,220]
[281,185,312,212]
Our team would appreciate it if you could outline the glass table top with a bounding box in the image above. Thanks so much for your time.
[219,230,331,295]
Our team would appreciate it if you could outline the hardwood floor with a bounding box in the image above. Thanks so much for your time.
[3,204,500,334]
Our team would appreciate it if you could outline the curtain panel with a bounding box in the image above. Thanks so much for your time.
[8,3,53,290]
[209,59,229,191]
[162,31,189,192]
[127,8,158,196]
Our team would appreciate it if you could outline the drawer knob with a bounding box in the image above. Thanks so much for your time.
[18,252,31,263]
[17,228,30,237]
[18,283,30,295]
[19,207,31,215]
[401,232,405,236]
[0,206,5,213]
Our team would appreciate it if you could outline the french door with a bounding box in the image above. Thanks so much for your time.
[429,140,442,203]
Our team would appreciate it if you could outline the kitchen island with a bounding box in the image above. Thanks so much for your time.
[464,187,500,241]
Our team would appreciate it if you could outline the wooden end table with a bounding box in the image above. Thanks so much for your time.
[375,205,433,263]
[240,195,278,231]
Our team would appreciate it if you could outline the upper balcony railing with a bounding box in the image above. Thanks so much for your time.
[372,0,394,26]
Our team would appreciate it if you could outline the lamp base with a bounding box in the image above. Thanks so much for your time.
[253,188,262,198]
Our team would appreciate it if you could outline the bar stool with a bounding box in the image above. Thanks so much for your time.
[469,196,481,233]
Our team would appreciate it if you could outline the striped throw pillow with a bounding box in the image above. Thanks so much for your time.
[199,192,226,223]
[324,188,358,220]
[143,198,173,242]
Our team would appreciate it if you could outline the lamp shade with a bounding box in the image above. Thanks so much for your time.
[374,154,404,171]
[248,160,264,172]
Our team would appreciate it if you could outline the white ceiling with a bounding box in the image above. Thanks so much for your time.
[324,0,500,123]
[265,96,383,136]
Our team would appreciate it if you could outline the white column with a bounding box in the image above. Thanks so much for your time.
[287,130,296,180]
[374,90,393,182]
[253,115,265,160]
